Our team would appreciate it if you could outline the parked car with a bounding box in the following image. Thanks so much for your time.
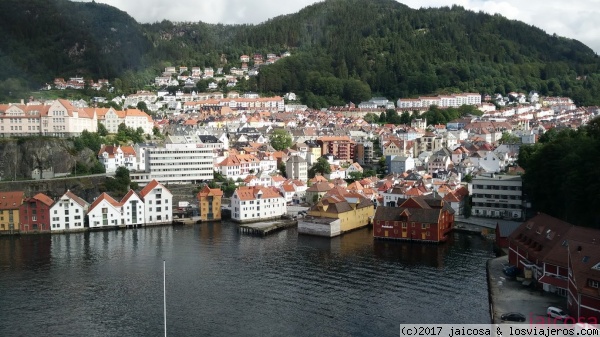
[501,312,526,322]
[503,265,519,278]
[547,306,569,320]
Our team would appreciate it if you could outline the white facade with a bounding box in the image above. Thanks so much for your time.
[50,191,89,231]
[139,180,173,225]
[470,174,523,220]
[87,193,122,229]
[231,186,287,222]
[120,191,145,227]
[286,156,308,182]
[131,143,214,185]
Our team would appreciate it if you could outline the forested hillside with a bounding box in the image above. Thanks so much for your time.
[1,0,600,107]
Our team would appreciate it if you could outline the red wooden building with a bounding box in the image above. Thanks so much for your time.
[568,240,600,323]
[19,193,54,232]
[373,196,454,243]
[508,213,600,298]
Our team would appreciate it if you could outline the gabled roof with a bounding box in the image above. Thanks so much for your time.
[234,186,282,201]
[139,179,162,198]
[31,193,54,207]
[197,185,223,198]
[568,240,600,298]
[0,191,24,210]
[64,190,89,208]
[89,192,121,211]
[120,189,141,203]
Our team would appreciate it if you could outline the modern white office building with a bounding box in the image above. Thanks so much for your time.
[470,173,523,220]
[130,142,214,185]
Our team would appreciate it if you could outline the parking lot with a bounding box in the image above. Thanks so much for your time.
[488,255,567,324]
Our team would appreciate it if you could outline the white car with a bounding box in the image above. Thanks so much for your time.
[547,306,569,320]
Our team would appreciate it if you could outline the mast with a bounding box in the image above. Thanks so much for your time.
[164,260,167,337]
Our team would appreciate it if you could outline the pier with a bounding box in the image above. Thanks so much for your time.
[239,220,297,236]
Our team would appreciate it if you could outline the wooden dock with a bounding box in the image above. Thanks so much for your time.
[239,220,297,236]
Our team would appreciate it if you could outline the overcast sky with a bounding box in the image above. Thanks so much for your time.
[80,0,600,53]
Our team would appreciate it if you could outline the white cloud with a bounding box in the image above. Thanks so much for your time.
[79,0,600,53]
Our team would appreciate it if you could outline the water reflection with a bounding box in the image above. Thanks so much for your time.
[0,226,494,336]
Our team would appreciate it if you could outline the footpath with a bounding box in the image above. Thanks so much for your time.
[487,255,566,323]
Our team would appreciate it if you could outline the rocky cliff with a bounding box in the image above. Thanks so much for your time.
[0,138,96,181]
[0,138,106,201]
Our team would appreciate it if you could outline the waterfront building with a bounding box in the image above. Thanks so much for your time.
[19,193,53,233]
[373,196,454,243]
[299,192,374,237]
[508,213,600,298]
[230,186,286,223]
[470,173,523,219]
[197,185,223,221]
[87,193,122,229]
[0,191,24,233]
[50,190,89,232]
[139,180,173,225]
[567,240,600,322]
[120,190,145,227]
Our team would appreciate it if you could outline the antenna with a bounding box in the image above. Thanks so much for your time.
[164,260,167,337]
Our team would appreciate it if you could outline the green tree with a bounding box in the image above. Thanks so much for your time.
[270,129,293,151]
[278,161,287,178]
[104,166,132,197]
[499,132,520,144]
[308,157,332,178]
[136,101,149,113]
[97,122,108,136]
[347,171,363,182]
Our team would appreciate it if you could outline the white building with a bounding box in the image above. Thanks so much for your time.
[470,174,523,220]
[130,142,214,185]
[0,99,98,138]
[231,186,286,222]
[286,155,308,182]
[216,154,262,181]
[95,108,154,135]
[119,190,145,227]
[139,180,172,225]
[87,193,123,229]
[98,144,137,173]
[50,191,89,231]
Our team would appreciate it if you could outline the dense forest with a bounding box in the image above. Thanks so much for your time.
[1,0,600,107]
[518,117,600,228]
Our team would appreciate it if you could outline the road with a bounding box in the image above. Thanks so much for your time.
[455,215,523,229]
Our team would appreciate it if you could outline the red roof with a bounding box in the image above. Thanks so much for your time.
[0,191,25,210]
[140,179,161,198]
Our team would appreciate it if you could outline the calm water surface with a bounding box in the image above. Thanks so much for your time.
[0,223,494,337]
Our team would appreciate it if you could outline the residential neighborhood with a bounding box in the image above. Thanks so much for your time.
[0,80,599,322]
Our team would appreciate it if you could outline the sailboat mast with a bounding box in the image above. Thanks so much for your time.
[164,259,167,337]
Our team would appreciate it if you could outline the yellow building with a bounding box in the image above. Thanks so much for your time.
[307,193,374,233]
[0,191,25,233]
[197,185,223,221]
